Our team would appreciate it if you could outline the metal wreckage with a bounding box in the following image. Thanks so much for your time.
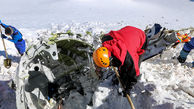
[15,37,99,109]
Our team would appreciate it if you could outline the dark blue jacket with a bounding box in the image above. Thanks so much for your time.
[1,23,22,43]
[183,37,194,52]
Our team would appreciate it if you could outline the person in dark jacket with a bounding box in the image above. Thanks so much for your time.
[0,20,26,56]
[177,37,194,67]
[93,24,191,94]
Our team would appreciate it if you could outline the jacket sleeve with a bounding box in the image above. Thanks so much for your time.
[183,37,194,52]
[119,51,139,91]
[0,23,9,28]
[7,34,21,43]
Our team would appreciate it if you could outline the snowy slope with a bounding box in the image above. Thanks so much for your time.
[0,0,194,109]
[1,23,193,109]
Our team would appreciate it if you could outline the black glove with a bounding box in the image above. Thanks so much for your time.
[123,88,131,96]
[1,34,8,39]
[122,82,135,97]
[177,56,186,63]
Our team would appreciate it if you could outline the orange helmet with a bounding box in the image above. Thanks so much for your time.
[93,47,110,68]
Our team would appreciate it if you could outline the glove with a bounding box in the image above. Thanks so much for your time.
[1,34,8,39]
[177,56,186,63]
[0,20,1,24]
[122,82,135,96]
[123,88,131,96]
[176,32,191,43]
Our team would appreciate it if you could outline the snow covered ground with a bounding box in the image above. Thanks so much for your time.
[0,0,194,109]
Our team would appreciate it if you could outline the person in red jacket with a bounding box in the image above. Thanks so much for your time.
[93,24,191,95]
[93,26,147,94]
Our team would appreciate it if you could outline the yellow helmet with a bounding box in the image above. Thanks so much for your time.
[93,47,110,68]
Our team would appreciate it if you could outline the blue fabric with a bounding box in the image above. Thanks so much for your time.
[1,23,22,43]
[9,26,22,43]
[15,39,26,54]
[181,38,194,67]
[153,24,162,35]
[1,22,9,28]
[1,34,8,39]
[179,49,189,59]
[183,37,194,52]
[146,23,162,38]
[1,22,26,54]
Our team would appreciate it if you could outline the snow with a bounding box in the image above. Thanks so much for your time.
[0,0,194,109]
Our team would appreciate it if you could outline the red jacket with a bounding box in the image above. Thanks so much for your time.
[102,26,146,76]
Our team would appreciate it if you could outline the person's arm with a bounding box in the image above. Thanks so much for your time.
[7,34,21,43]
[177,38,194,63]
[1,34,8,39]
[0,22,9,29]
[1,34,16,42]
[183,38,194,52]
[177,49,190,63]
[7,38,18,43]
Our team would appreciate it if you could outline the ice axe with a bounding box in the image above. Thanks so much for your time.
[171,42,180,48]
[113,67,135,109]
[0,26,11,69]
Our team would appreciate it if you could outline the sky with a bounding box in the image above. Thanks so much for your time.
[0,0,194,29]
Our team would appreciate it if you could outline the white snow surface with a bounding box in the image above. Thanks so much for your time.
[0,0,194,109]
